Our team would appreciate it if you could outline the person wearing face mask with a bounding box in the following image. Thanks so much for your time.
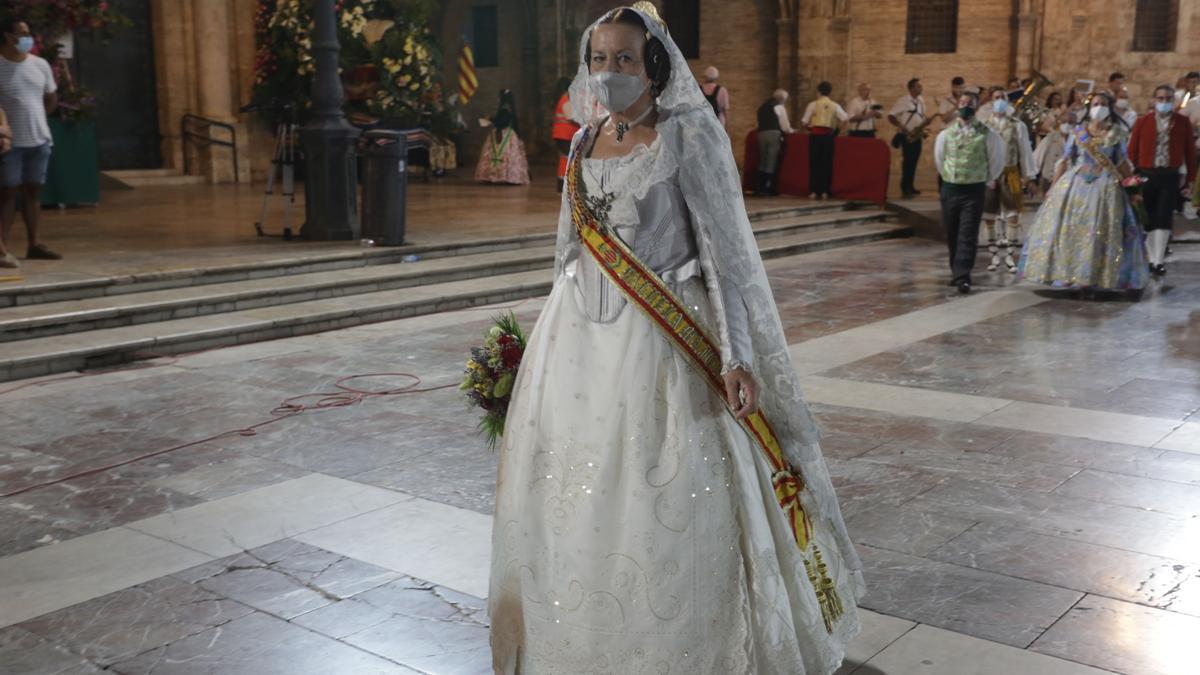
[1128,85,1197,276]
[490,5,864,672]
[0,18,60,269]
[474,89,530,184]
[982,89,1038,273]
[934,92,1006,294]
[1019,92,1147,291]
[1115,88,1139,129]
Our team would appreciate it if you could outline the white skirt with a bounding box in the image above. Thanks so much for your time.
[489,277,860,674]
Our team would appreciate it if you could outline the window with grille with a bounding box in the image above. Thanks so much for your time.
[905,0,958,54]
[471,6,499,68]
[1133,0,1178,52]
[663,0,700,60]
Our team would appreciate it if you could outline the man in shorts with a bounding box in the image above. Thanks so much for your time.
[0,17,61,269]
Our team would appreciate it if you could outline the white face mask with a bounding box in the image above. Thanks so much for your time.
[1089,105,1110,121]
[1115,99,1129,110]
[1060,123,1071,134]
[588,72,649,114]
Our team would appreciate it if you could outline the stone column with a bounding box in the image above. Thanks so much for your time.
[188,0,245,182]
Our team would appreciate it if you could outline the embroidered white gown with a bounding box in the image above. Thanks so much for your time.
[488,8,864,674]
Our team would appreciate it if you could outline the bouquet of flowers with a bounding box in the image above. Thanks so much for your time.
[460,313,526,449]
[1122,175,1149,228]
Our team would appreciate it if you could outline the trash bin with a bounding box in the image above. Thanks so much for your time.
[361,129,408,246]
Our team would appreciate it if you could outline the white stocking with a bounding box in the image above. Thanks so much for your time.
[1147,230,1170,266]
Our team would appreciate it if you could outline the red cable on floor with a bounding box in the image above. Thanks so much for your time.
[0,297,536,497]
[0,373,458,498]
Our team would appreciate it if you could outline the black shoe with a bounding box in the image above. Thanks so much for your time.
[957,281,972,294]
[911,189,922,196]
[26,244,62,260]
[1151,263,1166,276]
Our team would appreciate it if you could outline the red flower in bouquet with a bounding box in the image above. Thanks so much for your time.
[461,312,526,449]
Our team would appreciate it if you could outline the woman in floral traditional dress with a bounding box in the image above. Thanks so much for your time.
[1019,92,1147,291]
[475,89,530,185]
[488,5,863,674]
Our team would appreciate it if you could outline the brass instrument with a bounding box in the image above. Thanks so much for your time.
[1013,71,1055,128]
[902,115,934,143]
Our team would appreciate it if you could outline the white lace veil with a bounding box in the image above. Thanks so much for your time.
[566,6,708,126]
[560,6,865,594]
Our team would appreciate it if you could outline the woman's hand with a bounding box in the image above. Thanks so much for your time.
[723,368,759,421]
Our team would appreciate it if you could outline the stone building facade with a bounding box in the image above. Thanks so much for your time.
[123,0,1200,191]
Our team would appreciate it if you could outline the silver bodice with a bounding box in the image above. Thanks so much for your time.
[561,136,753,372]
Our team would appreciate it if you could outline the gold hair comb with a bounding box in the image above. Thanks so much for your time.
[632,2,666,29]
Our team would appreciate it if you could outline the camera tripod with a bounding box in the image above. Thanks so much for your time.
[254,120,298,240]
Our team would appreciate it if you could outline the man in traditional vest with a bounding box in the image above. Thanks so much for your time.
[934,91,1006,294]
[551,77,580,193]
[982,88,1037,273]
[1128,84,1197,276]
[801,81,849,199]
[754,89,794,196]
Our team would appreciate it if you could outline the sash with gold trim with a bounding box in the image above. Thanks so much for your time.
[1074,129,1124,180]
[566,128,844,631]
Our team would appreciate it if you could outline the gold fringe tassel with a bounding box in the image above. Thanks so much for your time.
[803,547,845,632]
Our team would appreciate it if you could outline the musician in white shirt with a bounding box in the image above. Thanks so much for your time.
[845,82,882,138]
[937,76,966,125]
[888,78,928,197]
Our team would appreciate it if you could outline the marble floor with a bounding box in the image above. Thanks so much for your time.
[2,235,1199,674]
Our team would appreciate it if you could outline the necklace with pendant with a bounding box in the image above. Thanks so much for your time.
[612,105,655,142]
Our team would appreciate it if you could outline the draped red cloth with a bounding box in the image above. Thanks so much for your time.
[742,131,891,206]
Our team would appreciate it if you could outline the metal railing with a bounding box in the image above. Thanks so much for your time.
[181,114,239,183]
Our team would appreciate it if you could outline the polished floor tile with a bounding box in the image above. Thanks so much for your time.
[861,624,1113,675]
[294,495,493,599]
[1030,594,1200,675]
[107,611,415,674]
[801,375,1010,423]
[857,545,1083,647]
[975,401,1180,447]
[16,576,252,667]
[0,527,209,629]
[127,473,409,557]
[834,609,917,675]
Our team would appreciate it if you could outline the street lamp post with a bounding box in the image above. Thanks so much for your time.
[301,0,359,241]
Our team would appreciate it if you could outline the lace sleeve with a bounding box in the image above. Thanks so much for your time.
[667,115,755,375]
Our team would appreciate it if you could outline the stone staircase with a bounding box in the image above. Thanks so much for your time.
[102,169,208,188]
[0,202,910,382]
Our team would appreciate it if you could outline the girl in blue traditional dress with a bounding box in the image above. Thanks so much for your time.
[1019,92,1147,291]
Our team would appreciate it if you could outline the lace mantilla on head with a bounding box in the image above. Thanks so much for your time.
[567,7,708,127]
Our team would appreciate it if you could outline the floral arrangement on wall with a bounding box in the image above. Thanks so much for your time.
[2,0,130,123]
[4,0,131,48]
[252,0,448,129]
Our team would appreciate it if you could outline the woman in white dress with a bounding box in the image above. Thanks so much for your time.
[489,6,864,673]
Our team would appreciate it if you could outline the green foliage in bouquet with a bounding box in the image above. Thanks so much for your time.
[461,313,527,451]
